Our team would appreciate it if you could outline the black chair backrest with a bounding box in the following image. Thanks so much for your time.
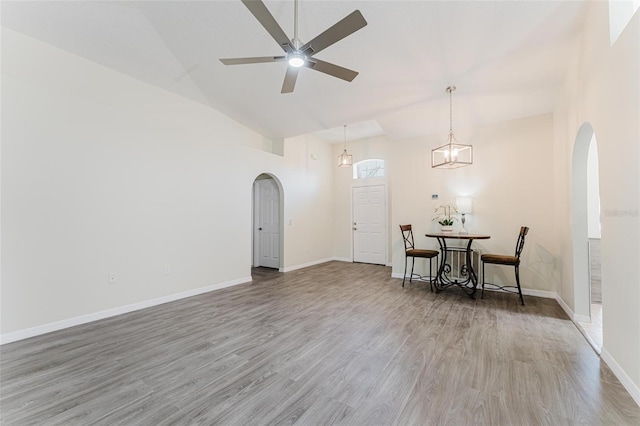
[399,224,415,251]
[515,226,530,258]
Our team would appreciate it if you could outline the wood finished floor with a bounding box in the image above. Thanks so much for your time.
[2,261,639,425]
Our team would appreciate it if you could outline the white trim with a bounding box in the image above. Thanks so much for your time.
[481,286,558,300]
[573,313,591,323]
[521,288,556,299]
[281,258,334,273]
[574,321,602,355]
[0,276,251,345]
[332,257,353,263]
[390,279,560,298]
[557,293,640,406]
[601,348,640,407]
[554,293,591,322]
[389,272,441,282]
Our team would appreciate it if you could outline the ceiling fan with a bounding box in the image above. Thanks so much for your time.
[220,0,367,94]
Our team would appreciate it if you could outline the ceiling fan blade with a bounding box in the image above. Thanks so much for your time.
[300,10,367,56]
[306,58,358,82]
[281,67,299,93]
[220,56,286,65]
[241,0,293,52]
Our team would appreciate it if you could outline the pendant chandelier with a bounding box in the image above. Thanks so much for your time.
[338,124,353,167]
[431,86,473,169]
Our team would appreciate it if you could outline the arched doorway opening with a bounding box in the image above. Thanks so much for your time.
[252,174,284,275]
[572,122,603,350]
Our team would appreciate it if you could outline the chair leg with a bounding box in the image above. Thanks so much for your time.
[481,262,485,299]
[403,256,408,287]
[429,257,433,292]
[515,265,525,305]
[410,257,415,283]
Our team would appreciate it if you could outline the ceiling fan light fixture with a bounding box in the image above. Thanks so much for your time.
[219,0,367,93]
[288,52,305,68]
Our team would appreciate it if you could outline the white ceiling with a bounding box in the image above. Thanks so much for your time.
[2,0,588,142]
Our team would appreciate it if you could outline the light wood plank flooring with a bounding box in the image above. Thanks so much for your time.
[2,261,639,425]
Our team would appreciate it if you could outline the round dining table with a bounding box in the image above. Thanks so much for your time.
[425,232,490,298]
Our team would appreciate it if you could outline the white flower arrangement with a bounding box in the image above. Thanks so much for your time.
[432,202,459,226]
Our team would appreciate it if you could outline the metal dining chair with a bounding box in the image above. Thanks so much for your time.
[399,224,439,290]
[481,226,529,305]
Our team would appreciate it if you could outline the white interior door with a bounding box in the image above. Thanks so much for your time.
[254,179,280,269]
[353,185,386,265]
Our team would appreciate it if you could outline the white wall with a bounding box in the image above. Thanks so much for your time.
[332,136,389,262]
[553,2,640,400]
[1,29,334,337]
[282,134,334,270]
[388,114,557,292]
[587,135,601,238]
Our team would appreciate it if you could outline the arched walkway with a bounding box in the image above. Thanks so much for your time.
[572,122,602,350]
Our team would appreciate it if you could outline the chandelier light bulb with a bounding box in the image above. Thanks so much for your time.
[341,152,349,164]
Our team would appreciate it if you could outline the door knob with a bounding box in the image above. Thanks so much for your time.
[258,227,263,230]
[353,227,357,230]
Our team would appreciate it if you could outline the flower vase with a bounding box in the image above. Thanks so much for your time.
[441,225,453,232]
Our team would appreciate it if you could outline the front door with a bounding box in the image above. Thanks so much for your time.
[254,178,280,269]
[353,185,386,265]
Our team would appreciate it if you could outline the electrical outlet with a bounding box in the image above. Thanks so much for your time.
[163,264,171,275]
[108,273,118,284]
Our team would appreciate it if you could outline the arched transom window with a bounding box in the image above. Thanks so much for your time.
[353,159,385,179]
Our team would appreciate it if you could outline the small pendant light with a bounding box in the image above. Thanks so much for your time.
[338,124,353,167]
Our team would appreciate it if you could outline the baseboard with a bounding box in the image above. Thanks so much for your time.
[573,313,591,322]
[390,272,438,281]
[601,348,640,407]
[521,288,556,299]
[479,286,557,300]
[556,295,640,407]
[390,277,560,298]
[0,276,252,345]
[281,258,334,273]
[555,293,579,321]
[573,321,602,355]
[553,293,594,322]
[332,257,353,263]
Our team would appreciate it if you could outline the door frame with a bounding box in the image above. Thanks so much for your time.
[351,183,388,265]
[252,174,284,270]
[572,122,598,323]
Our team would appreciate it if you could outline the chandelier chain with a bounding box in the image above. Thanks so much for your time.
[344,124,347,150]
[449,88,453,134]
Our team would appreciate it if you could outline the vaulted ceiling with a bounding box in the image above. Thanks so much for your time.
[2,1,588,142]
